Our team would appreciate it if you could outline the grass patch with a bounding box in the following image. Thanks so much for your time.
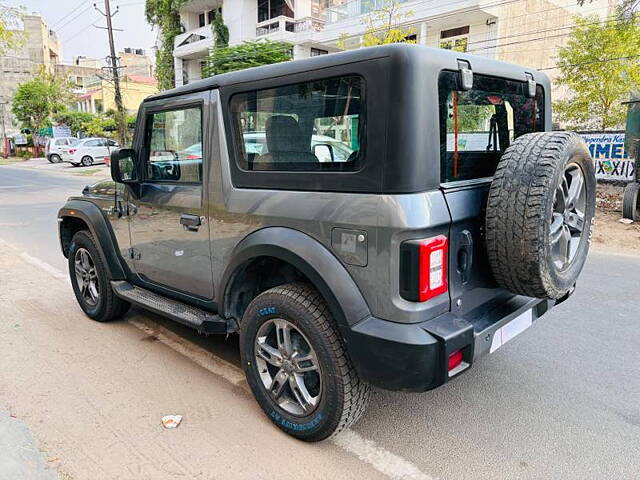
[0,157,28,166]
[73,168,101,176]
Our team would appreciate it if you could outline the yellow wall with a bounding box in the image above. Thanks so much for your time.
[84,78,158,114]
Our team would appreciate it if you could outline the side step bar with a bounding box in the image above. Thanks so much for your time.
[111,281,231,334]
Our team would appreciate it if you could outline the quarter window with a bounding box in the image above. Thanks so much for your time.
[439,72,544,183]
[145,107,203,183]
[230,75,365,172]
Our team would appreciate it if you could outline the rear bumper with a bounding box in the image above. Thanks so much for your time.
[345,295,558,392]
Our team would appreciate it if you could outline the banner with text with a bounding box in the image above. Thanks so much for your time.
[579,132,635,181]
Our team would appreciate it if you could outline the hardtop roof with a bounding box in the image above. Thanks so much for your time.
[145,43,549,102]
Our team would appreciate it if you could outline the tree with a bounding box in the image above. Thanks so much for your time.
[0,3,23,54]
[212,9,229,48]
[12,67,73,132]
[145,0,187,91]
[53,110,95,135]
[339,0,415,49]
[202,40,292,77]
[578,0,638,20]
[553,16,640,131]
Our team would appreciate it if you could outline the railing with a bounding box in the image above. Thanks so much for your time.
[324,0,413,24]
[256,16,325,36]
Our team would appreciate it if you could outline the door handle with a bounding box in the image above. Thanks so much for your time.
[180,213,202,232]
[457,230,473,285]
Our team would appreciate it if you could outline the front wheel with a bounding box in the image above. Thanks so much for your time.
[49,154,62,163]
[240,283,370,441]
[81,156,94,167]
[68,230,130,322]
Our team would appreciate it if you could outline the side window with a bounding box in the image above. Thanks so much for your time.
[84,139,100,147]
[145,106,203,183]
[439,71,544,183]
[230,75,365,172]
[107,140,117,147]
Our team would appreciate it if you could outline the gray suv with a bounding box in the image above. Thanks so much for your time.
[58,45,596,441]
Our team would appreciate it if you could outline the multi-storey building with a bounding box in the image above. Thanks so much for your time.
[173,0,614,94]
[0,14,64,136]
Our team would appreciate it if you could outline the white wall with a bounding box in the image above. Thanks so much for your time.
[224,0,258,46]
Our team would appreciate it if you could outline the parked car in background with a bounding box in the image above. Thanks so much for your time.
[61,138,119,167]
[46,137,79,163]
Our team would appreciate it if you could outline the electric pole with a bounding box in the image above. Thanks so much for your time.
[95,1,127,146]
[0,102,8,159]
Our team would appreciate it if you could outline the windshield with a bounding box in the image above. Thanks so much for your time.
[439,71,544,183]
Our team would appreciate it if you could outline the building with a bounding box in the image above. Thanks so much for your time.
[0,14,64,136]
[172,0,614,96]
[120,48,154,77]
[75,75,158,115]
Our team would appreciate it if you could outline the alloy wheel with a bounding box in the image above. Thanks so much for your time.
[74,248,99,307]
[550,162,587,271]
[254,318,322,417]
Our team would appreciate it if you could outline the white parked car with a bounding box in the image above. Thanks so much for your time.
[46,137,79,163]
[61,137,119,167]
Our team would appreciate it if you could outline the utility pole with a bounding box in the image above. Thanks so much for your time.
[0,102,8,159]
[95,1,127,146]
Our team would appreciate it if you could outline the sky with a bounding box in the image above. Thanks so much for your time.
[6,0,157,63]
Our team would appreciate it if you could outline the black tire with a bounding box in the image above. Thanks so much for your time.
[70,163,79,167]
[486,132,596,299]
[240,283,370,442]
[68,230,130,322]
[622,182,640,221]
[49,154,62,163]
[81,156,94,167]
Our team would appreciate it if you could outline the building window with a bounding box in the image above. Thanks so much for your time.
[198,13,206,28]
[440,25,469,52]
[310,48,328,56]
[258,0,294,23]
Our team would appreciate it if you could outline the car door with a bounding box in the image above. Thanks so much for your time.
[127,91,214,299]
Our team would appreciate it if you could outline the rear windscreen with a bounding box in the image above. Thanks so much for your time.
[438,71,544,183]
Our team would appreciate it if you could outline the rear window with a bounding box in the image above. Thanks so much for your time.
[230,75,365,172]
[439,71,544,183]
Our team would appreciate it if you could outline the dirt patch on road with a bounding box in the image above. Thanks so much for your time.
[592,184,640,255]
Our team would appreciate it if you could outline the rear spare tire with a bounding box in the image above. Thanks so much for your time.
[485,132,596,300]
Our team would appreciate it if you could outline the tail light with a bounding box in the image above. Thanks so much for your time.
[68,148,76,154]
[400,235,448,302]
[185,154,200,160]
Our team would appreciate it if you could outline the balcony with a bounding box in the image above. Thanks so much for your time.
[324,0,414,24]
[174,25,213,59]
[256,16,325,38]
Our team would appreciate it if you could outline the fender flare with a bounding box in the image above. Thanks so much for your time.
[219,227,371,330]
[57,199,127,279]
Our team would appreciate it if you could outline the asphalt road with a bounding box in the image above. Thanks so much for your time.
[1,164,639,480]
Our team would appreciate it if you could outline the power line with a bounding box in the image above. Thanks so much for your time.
[55,3,95,32]
[52,0,91,28]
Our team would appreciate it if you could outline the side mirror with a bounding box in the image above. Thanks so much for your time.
[313,143,334,162]
[111,148,137,183]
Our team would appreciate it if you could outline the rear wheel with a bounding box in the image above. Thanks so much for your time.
[622,182,640,221]
[240,283,370,441]
[486,132,596,299]
[81,156,94,167]
[68,230,130,322]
